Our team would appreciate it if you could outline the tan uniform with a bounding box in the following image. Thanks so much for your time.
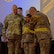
[21,21,36,54]
[31,11,52,54]
[2,14,23,54]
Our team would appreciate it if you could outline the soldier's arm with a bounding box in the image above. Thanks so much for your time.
[20,19,25,48]
[30,15,37,30]
[45,15,50,26]
[20,16,25,35]
[43,14,52,39]
[46,16,52,39]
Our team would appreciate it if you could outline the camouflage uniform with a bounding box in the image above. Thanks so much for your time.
[31,11,52,54]
[21,20,36,54]
[2,14,23,54]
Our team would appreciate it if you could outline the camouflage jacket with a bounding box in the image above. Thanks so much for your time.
[31,11,52,39]
[21,21,36,43]
[2,14,23,39]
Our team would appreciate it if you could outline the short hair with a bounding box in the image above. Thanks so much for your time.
[18,7,23,10]
[12,4,17,8]
[26,14,32,18]
[29,7,37,11]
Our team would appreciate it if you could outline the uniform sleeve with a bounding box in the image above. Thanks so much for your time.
[2,16,8,37]
[45,16,52,39]
[21,19,25,46]
[45,15,50,26]
[0,23,3,36]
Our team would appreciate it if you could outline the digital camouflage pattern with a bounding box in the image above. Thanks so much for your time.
[31,11,52,54]
[21,20,36,54]
[2,13,23,54]
[2,14,23,39]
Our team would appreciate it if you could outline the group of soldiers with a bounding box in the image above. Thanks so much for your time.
[2,4,52,54]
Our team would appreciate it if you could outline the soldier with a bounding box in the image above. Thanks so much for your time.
[17,7,25,54]
[18,7,25,19]
[2,5,23,54]
[21,14,36,54]
[0,22,3,54]
[18,7,23,16]
[0,22,3,42]
[29,7,52,54]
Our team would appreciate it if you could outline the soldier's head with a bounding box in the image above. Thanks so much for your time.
[26,14,31,22]
[18,7,23,15]
[29,7,37,16]
[12,4,18,15]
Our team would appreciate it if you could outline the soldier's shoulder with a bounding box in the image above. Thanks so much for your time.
[32,11,46,20]
[18,14,24,20]
[37,11,49,21]
[19,16,24,22]
[5,14,12,18]
[32,14,41,19]
[16,14,22,17]
[37,11,48,17]
[17,14,22,19]
[4,14,12,21]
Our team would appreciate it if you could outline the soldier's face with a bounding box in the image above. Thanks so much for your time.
[29,8,36,15]
[18,9,22,15]
[12,5,18,14]
[26,16,30,22]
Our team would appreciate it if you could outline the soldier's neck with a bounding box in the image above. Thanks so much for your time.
[12,13,18,15]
